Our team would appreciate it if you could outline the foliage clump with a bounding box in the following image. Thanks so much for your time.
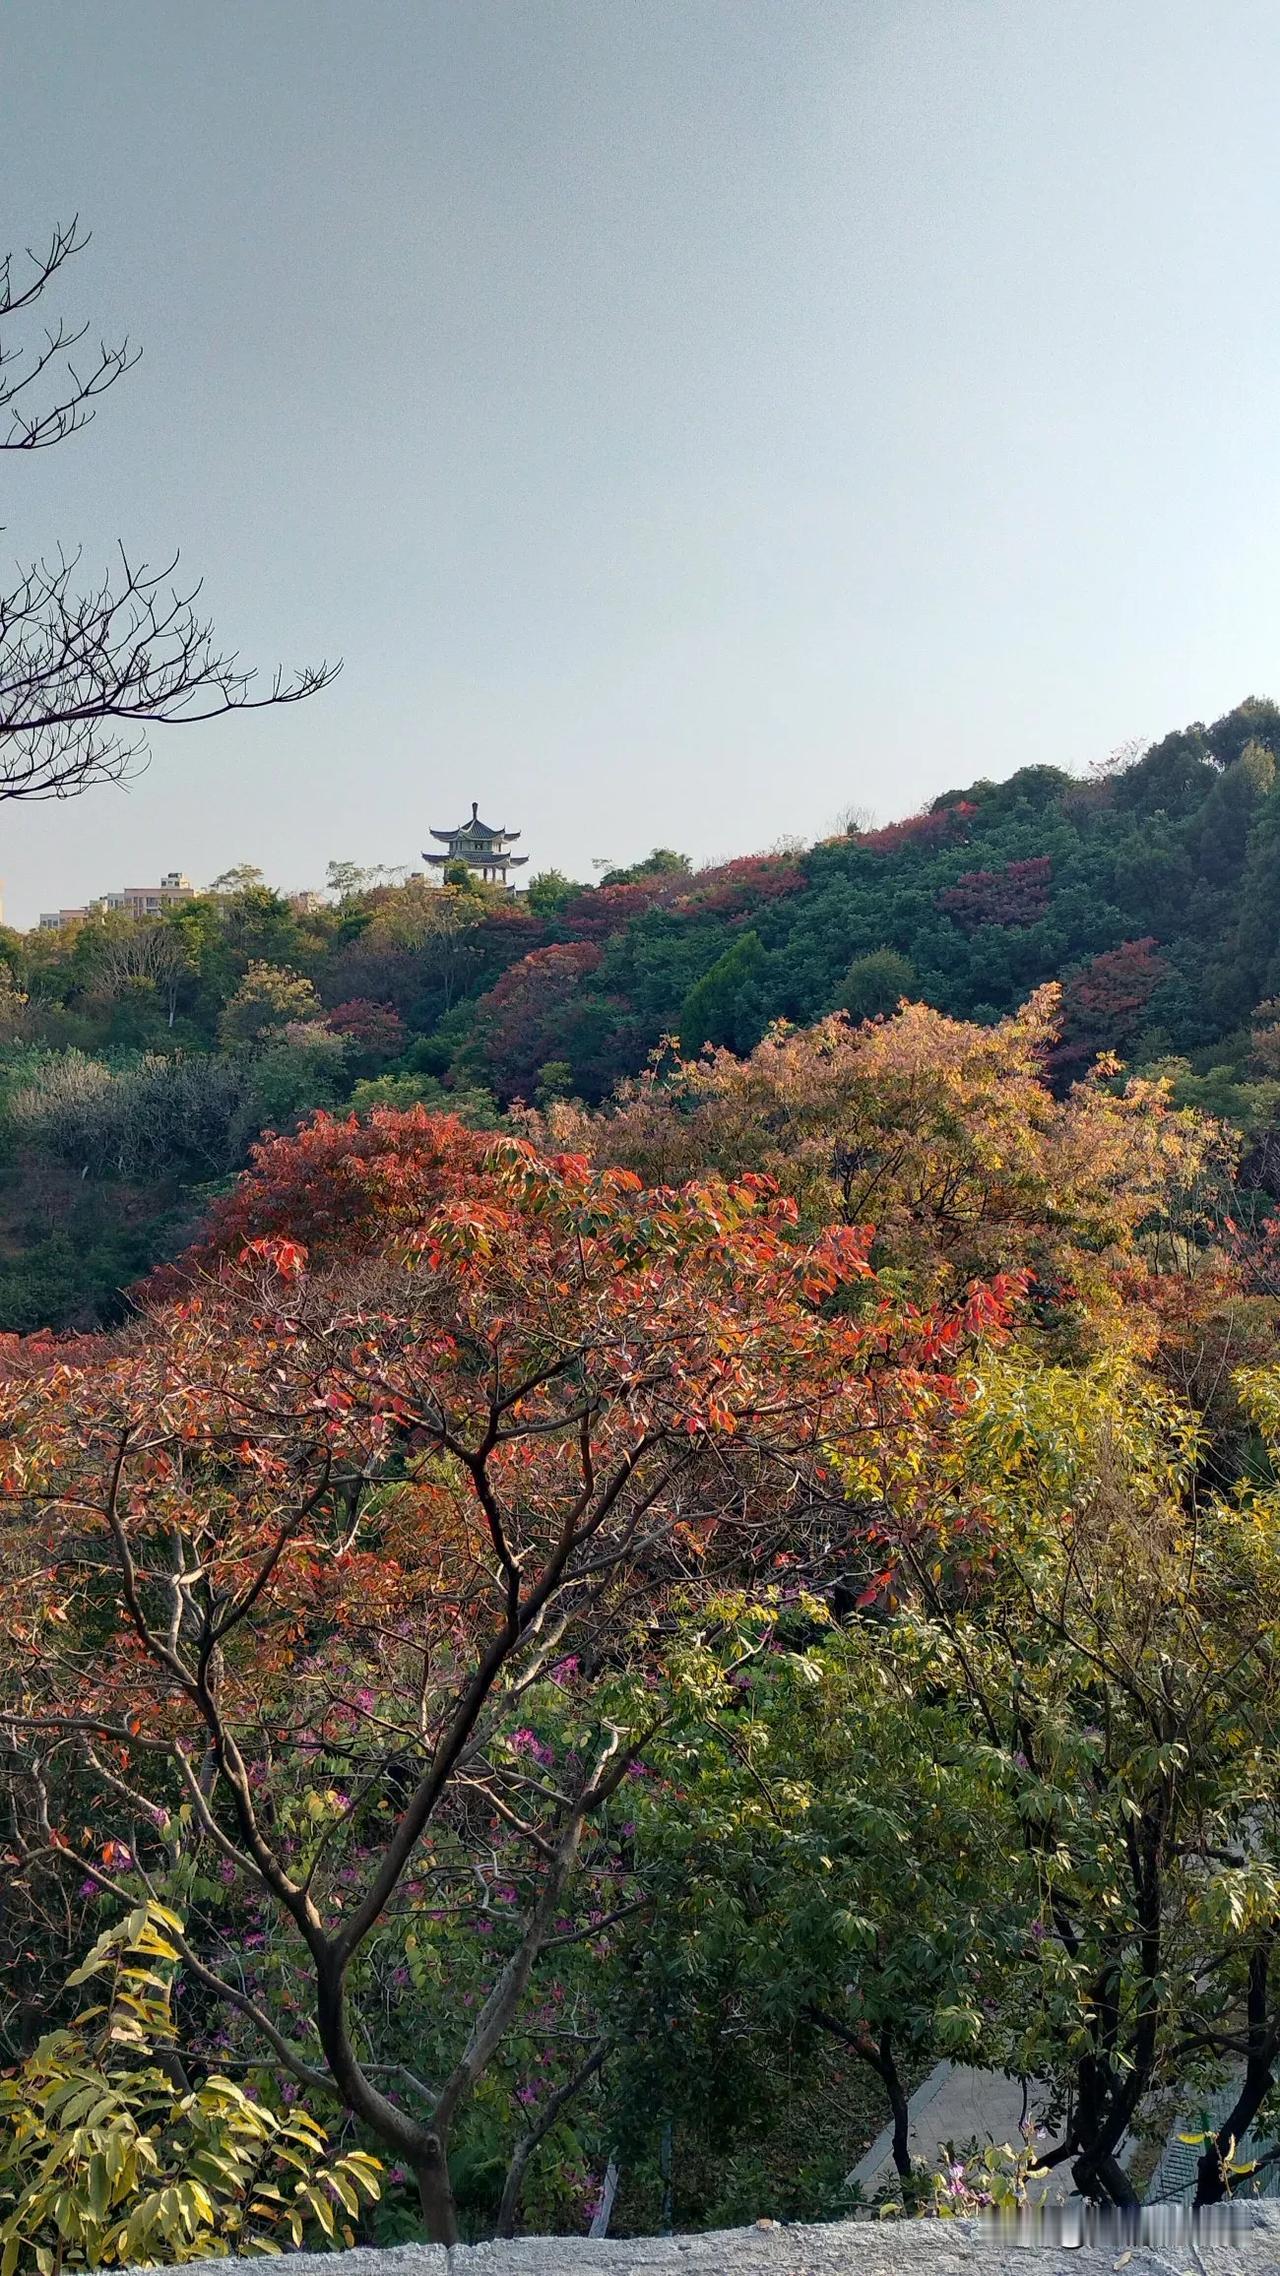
[0,1902,378,2269]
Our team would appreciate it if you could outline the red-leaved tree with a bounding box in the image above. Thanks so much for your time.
[939,856,1052,930]
[1056,938,1169,1074]
[0,1125,999,2239]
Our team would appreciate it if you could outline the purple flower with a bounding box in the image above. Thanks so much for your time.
[517,2084,538,2107]
[509,1728,554,1768]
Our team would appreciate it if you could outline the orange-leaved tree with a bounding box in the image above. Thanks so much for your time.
[142,1103,492,1296]
[533,988,1223,1349]
[0,1123,1005,2241]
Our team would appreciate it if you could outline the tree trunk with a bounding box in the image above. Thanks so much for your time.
[415,2144,459,2246]
[1194,1937,1278,2210]
[1195,2141,1229,2209]
[807,2008,912,2179]
[1071,2145,1138,2209]
[312,1960,459,2245]
[885,2059,912,2178]
[495,2040,607,2238]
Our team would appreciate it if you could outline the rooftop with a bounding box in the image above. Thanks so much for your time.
[428,800,521,846]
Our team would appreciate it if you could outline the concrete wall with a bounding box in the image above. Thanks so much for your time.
[124,2204,1280,2274]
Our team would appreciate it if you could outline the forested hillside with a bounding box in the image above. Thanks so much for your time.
[6,693,1280,1328]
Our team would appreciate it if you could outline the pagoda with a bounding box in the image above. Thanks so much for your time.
[424,802,528,889]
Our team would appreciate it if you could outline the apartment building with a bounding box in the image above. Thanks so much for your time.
[38,872,196,930]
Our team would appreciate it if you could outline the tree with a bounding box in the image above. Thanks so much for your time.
[238,1022,349,1139]
[0,222,334,802]
[1231,781,1280,1008]
[324,998,406,1062]
[1112,726,1214,821]
[145,1104,493,1287]
[1252,1000,1280,1077]
[544,989,1219,1335]
[8,1050,249,1181]
[1206,696,1280,770]
[887,1357,1280,2207]
[1190,742,1276,890]
[678,932,770,1056]
[325,860,371,902]
[89,920,194,1030]
[208,864,266,895]
[324,860,406,903]
[347,881,491,1015]
[598,849,692,888]
[938,857,1053,930]
[625,1618,1017,2186]
[217,962,323,1049]
[475,942,605,1097]
[2,1132,966,2241]
[1055,939,1169,1073]
[524,870,583,917]
[838,947,916,1023]
[628,1343,1280,2214]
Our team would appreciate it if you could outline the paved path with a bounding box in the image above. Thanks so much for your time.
[848,2066,1073,2206]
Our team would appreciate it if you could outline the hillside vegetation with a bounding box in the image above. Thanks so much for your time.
[4,694,1280,1328]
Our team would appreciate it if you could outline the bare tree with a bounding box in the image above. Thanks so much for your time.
[1,219,336,802]
[92,920,194,1029]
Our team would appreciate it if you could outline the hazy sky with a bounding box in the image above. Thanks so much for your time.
[2,1,1279,924]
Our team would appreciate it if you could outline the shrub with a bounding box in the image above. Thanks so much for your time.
[0,1902,379,2269]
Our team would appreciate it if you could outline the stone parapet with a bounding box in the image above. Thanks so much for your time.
[122,2204,1280,2274]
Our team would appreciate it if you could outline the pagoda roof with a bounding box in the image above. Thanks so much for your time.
[428,800,520,846]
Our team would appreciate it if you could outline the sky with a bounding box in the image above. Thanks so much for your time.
[2,0,1280,924]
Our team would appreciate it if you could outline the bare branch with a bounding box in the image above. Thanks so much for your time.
[0,221,338,800]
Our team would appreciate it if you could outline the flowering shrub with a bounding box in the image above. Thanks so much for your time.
[868,2138,1036,2219]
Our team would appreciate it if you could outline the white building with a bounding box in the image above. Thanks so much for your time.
[38,872,196,930]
